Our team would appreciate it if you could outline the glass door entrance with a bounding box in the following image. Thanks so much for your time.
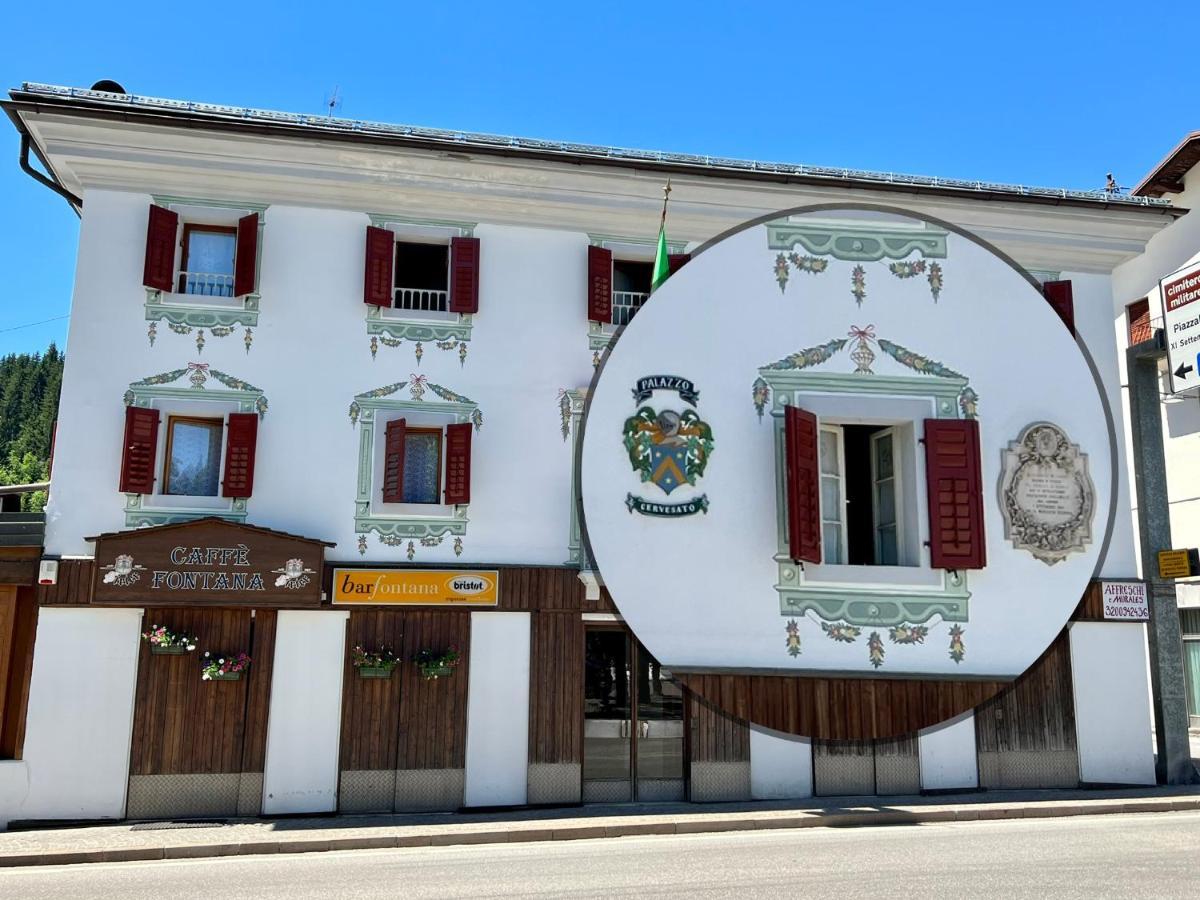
[583,626,685,802]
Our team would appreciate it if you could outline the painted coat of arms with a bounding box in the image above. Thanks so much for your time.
[622,378,714,517]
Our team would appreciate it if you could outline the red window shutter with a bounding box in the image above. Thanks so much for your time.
[449,236,480,313]
[1042,279,1075,336]
[142,204,178,292]
[667,253,690,276]
[364,225,394,307]
[118,406,161,494]
[784,405,821,564]
[221,413,259,498]
[382,418,407,503]
[444,422,473,505]
[587,245,613,323]
[923,418,986,570]
[233,212,259,297]
[1127,298,1151,344]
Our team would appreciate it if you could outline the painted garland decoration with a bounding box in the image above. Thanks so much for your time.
[558,389,572,441]
[867,632,885,668]
[786,619,802,657]
[774,252,829,293]
[368,335,468,365]
[125,364,268,418]
[771,248,945,303]
[949,626,966,663]
[348,376,483,431]
[821,622,862,643]
[794,617,966,666]
[888,624,928,645]
[850,265,867,305]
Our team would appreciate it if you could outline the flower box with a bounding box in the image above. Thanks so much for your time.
[358,665,397,679]
[207,671,242,682]
[150,644,187,656]
[418,663,454,679]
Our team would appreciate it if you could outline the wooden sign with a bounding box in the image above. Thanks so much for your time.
[88,517,333,607]
[1157,549,1199,580]
[1100,581,1149,621]
[332,568,500,606]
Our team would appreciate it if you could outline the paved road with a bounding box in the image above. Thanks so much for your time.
[3,811,1197,899]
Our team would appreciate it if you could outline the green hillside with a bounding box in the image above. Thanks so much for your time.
[0,343,64,511]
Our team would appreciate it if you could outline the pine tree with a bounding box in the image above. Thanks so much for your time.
[0,343,65,511]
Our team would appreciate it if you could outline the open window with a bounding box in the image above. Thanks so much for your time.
[364,227,479,315]
[119,407,258,500]
[381,418,472,506]
[816,425,903,566]
[143,204,259,299]
[587,246,690,326]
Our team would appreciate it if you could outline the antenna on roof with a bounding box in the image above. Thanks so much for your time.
[1105,172,1126,194]
[325,86,341,118]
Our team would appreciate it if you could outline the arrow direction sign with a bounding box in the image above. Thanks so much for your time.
[1161,260,1200,396]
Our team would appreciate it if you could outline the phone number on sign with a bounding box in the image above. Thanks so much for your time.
[1104,604,1148,620]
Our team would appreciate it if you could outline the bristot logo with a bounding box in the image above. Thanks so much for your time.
[446,575,490,595]
[631,375,699,406]
[623,376,713,517]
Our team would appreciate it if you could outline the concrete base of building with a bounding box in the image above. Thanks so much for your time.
[394,769,464,812]
[126,773,263,820]
[526,764,580,805]
[689,762,751,802]
[978,751,1079,790]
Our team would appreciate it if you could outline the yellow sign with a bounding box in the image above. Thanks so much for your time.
[332,568,500,606]
[1157,550,1195,580]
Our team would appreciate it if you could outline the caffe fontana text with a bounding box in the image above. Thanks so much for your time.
[333,569,500,606]
[152,543,268,591]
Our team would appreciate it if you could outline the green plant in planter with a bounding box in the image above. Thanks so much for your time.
[200,651,251,681]
[141,624,197,655]
[351,644,400,678]
[413,646,461,680]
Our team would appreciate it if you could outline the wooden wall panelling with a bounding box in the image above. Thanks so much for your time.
[677,673,1006,741]
[0,586,16,731]
[497,567,583,611]
[975,630,1077,754]
[0,587,37,758]
[1072,581,1104,621]
[396,610,471,770]
[130,608,254,776]
[528,611,584,765]
[240,609,277,775]
[339,609,406,772]
[688,689,749,764]
[36,558,93,605]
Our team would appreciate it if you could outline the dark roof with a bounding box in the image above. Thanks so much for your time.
[85,516,336,547]
[1133,131,1200,198]
[5,83,1182,216]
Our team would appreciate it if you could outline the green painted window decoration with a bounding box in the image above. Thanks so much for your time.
[121,363,268,528]
[349,374,482,558]
[351,644,401,678]
[413,646,461,680]
[757,324,978,668]
[768,218,948,306]
[141,624,198,655]
[366,215,475,365]
[145,196,265,355]
[200,651,251,682]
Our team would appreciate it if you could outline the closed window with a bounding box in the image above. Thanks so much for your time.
[163,416,223,496]
[394,242,449,312]
[178,225,237,297]
[401,428,443,504]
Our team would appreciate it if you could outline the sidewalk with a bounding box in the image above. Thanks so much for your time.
[3,785,1200,868]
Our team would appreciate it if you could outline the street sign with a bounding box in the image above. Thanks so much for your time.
[1160,260,1200,395]
[1157,548,1199,579]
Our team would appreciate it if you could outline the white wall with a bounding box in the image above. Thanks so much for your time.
[463,612,530,807]
[749,725,813,799]
[1069,621,1155,785]
[262,610,349,815]
[918,712,978,790]
[2,608,141,824]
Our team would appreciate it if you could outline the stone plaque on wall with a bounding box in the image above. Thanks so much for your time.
[88,517,334,607]
[998,422,1095,565]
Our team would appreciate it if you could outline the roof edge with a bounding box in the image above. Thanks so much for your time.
[6,83,1184,218]
[1133,131,1200,198]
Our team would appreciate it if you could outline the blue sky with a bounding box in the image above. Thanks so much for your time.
[2,0,1197,356]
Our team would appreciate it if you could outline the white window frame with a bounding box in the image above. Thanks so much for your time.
[818,424,848,565]
[870,427,902,566]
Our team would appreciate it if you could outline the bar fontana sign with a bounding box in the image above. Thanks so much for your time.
[88,517,333,607]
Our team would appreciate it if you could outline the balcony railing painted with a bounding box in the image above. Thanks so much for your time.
[394,286,449,313]
[612,290,649,327]
[178,271,235,298]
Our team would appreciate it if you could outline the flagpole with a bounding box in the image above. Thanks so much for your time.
[659,178,672,229]
[651,179,673,293]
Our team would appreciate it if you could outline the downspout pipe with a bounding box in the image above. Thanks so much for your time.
[19,131,82,213]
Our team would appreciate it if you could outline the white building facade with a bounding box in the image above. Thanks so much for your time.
[0,82,1182,826]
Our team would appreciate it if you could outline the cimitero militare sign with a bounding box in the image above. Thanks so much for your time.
[1161,259,1200,395]
[88,517,334,607]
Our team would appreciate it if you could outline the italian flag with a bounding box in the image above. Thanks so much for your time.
[650,179,672,293]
